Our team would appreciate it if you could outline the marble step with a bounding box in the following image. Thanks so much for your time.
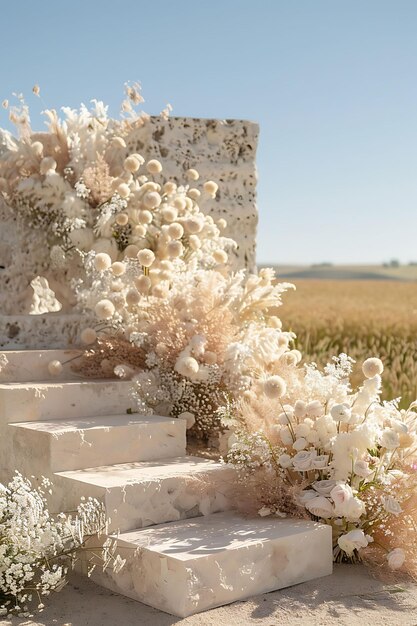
[55,456,234,531]
[0,380,133,424]
[82,511,333,618]
[0,349,84,382]
[9,415,186,479]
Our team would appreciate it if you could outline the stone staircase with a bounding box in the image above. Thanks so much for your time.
[0,348,333,617]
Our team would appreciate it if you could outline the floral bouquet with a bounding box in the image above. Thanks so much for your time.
[225,354,417,576]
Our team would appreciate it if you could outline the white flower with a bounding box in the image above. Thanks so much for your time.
[95,299,115,319]
[292,437,307,452]
[137,248,155,268]
[312,480,337,496]
[278,453,292,468]
[147,159,163,174]
[298,490,319,505]
[383,496,402,516]
[292,450,317,472]
[343,496,366,521]
[353,460,373,478]
[338,529,369,556]
[386,548,405,570]
[305,496,334,519]
[362,357,384,379]
[174,356,199,378]
[47,360,63,376]
[279,427,293,446]
[330,403,352,423]
[313,455,329,470]
[305,400,324,418]
[263,375,287,399]
[203,180,219,197]
[94,252,112,271]
[186,168,200,181]
[381,428,400,450]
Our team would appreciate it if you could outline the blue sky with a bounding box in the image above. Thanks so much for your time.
[1,0,417,265]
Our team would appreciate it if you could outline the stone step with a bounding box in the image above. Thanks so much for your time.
[55,456,234,532]
[0,380,133,424]
[0,314,86,349]
[0,349,84,382]
[82,511,333,618]
[9,415,186,479]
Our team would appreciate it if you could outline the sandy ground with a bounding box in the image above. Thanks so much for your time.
[5,565,417,626]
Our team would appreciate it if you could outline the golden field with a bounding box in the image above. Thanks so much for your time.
[279,280,417,407]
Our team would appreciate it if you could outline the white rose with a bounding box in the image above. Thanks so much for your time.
[298,490,318,505]
[344,496,366,521]
[381,429,400,450]
[330,483,354,513]
[383,496,402,516]
[305,496,334,519]
[313,455,329,470]
[330,403,352,423]
[390,419,408,434]
[293,437,308,451]
[338,529,369,556]
[292,450,317,472]
[312,480,337,496]
[278,453,292,468]
[353,460,373,478]
[387,548,405,570]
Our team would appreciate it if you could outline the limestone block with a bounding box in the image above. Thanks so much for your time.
[0,314,88,349]
[85,511,333,617]
[55,457,234,532]
[9,415,186,478]
[0,349,83,382]
[0,380,133,424]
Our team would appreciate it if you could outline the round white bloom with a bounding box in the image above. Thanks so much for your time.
[143,191,162,209]
[294,400,307,418]
[312,480,337,496]
[167,240,184,258]
[381,428,400,450]
[137,248,155,268]
[292,450,317,472]
[330,483,354,511]
[116,212,129,226]
[362,357,384,379]
[48,360,63,376]
[217,218,227,230]
[383,496,402,516]
[279,427,293,446]
[305,400,324,418]
[213,249,228,264]
[31,140,43,156]
[124,155,141,173]
[353,460,373,478]
[173,196,187,211]
[178,411,196,429]
[305,496,334,519]
[161,206,178,222]
[146,159,162,175]
[184,216,204,234]
[174,356,199,378]
[277,412,290,425]
[307,429,320,444]
[387,548,405,570]
[152,283,169,299]
[167,222,184,239]
[344,496,366,521]
[163,181,177,194]
[263,375,287,399]
[123,244,139,258]
[117,183,131,199]
[189,235,202,250]
[137,210,153,225]
[278,453,292,468]
[295,422,311,438]
[112,136,126,148]
[126,289,141,305]
[40,156,57,174]
[203,180,218,196]
[188,188,201,200]
[80,328,97,345]
[111,262,126,276]
[338,529,369,556]
[186,168,200,181]
[293,437,308,452]
[134,275,151,294]
[94,252,112,271]
[330,403,352,423]
[95,299,115,319]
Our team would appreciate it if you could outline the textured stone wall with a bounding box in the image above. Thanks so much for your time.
[0,115,259,315]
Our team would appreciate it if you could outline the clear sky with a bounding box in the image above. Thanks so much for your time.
[1,0,417,265]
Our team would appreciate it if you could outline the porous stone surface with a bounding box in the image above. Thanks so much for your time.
[0,348,83,381]
[0,314,89,349]
[8,415,186,475]
[56,456,234,531]
[0,116,258,319]
[83,511,333,618]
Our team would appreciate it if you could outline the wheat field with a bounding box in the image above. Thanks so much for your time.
[279,280,417,407]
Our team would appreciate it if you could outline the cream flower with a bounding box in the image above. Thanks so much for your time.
[263,375,287,399]
[362,357,384,379]
[386,548,405,570]
[338,529,369,556]
[305,496,334,519]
